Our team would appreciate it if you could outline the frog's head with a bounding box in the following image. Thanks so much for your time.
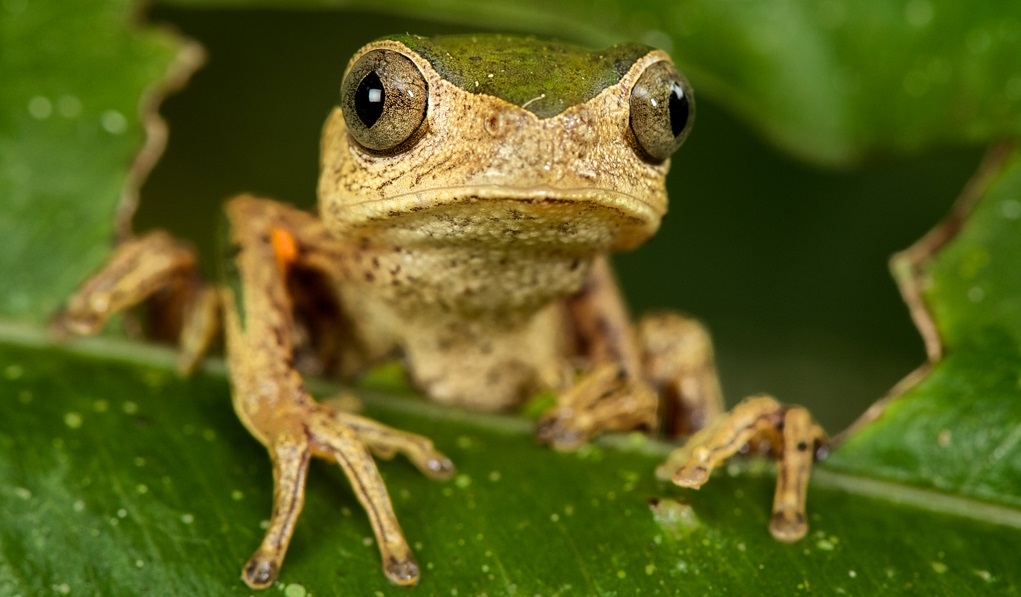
[318,34,694,254]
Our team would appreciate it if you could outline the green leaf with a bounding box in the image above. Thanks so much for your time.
[159,0,1021,165]
[0,0,198,322]
[2,329,1019,594]
[827,146,1021,507]
[4,0,1021,593]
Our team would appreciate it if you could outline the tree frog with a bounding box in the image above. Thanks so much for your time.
[57,34,826,589]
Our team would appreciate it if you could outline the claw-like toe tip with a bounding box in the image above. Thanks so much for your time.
[534,417,558,442]
[52,312,100,337]
[769,510,807,542]
[426,456,455,479]
[385,556,420,586]
[243,556,279,589]
[672,465,709,488]
[535,418,584,451]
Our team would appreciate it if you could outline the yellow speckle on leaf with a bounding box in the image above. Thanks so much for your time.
[4,364,23,379]
[1000,199,1021,219]
[28,96,52,119]
[101,109,127,134]
[64,412,83,429]
[904,0,934,27]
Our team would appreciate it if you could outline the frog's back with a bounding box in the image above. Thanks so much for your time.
[383,34,654,119]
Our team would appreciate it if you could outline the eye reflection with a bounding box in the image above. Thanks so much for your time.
[669,82,689,138]
[355,71,385,128]
[628,60,694,162]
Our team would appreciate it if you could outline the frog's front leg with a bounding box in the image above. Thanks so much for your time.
[657,396,827,541]
[537,257,723,449]
[221,196,453,589]
[55,230,219,372]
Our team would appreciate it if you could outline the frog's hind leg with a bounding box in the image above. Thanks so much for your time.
[221,195,452,589]
[635,311,725,436]
[537,259,723,449]
[55,230,219,372]
[537,257,659,449]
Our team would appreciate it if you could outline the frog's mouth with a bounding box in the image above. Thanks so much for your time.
[324,185,665,252]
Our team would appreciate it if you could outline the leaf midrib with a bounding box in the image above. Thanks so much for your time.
[4,318,1018,532]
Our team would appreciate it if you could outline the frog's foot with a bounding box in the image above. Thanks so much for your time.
[53,230,218,373]
[657,395,827,542]
[242,404,454,589]
[536,362,658,451]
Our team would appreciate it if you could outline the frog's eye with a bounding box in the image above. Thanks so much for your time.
[628,60,694,162]
[341,49,428,152]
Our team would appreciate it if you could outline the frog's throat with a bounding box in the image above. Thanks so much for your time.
[324,185,664,251]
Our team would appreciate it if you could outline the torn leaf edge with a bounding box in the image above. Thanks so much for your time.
[835,143,1015,443]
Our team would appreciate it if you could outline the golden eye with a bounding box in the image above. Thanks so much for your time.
[629,60,694,162]
[341,49,428,152]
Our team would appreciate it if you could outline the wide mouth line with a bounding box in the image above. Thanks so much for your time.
[338,184,658,214]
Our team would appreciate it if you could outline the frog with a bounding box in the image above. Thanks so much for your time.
[56,33,827,589]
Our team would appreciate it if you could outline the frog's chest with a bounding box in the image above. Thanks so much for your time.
[331,244,588,409]
[399,303,572,409]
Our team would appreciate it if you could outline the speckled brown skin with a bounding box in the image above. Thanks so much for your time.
[58,36,825,589]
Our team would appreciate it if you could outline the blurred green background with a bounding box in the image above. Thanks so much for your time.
[137,7,983,432]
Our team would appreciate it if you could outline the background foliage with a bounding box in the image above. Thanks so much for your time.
[1,0,1019,593]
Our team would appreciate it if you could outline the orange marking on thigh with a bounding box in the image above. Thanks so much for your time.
[270,227,298,275]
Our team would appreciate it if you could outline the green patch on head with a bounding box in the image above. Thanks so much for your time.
[386,34,654,119]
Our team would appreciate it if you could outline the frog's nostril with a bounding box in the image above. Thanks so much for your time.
[484,114,501,136]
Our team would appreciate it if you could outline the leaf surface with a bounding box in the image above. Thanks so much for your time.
[1,330,1018,594]
[827,147,1021,508]
[2,0,1021,594]
[0,0,197,321]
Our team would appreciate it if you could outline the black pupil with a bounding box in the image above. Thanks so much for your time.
[355,71,385,128]
[668,81,689,137]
